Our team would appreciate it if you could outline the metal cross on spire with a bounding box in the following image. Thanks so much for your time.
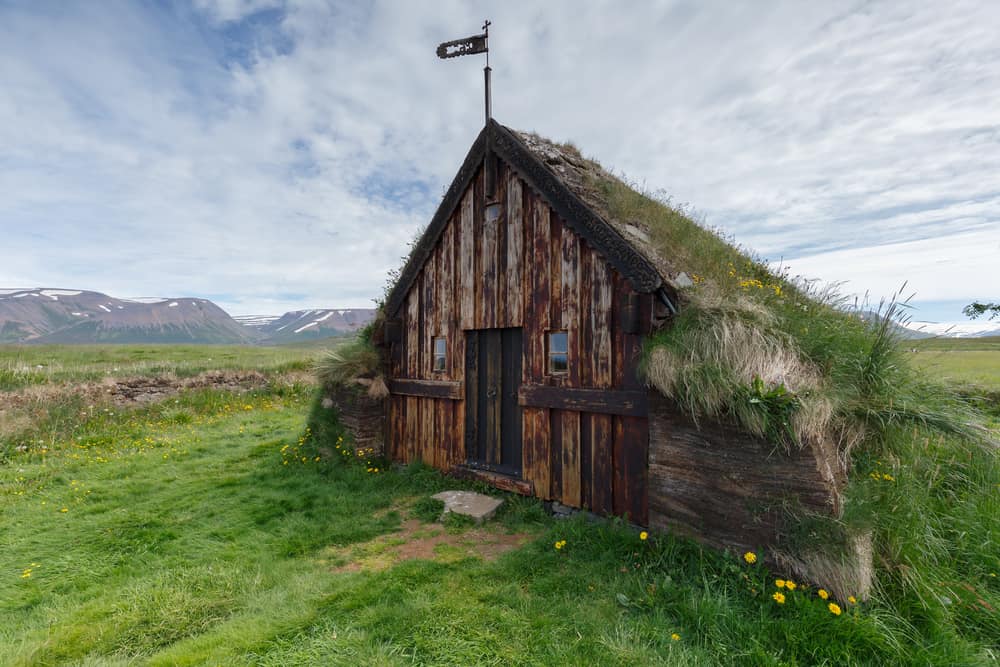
[436,20,492,125]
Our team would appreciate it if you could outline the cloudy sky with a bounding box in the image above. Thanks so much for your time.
[2,1,998,321]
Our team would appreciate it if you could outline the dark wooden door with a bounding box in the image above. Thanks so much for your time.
[465,328,522,476]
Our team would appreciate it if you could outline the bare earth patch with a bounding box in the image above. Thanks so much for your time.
[329,520,536,573]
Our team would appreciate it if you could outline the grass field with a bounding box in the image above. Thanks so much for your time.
[0,344,332,391]
[909,336,1000,389]
[1,343,997,665]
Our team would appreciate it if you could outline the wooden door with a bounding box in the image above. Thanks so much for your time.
[465,328,523,476]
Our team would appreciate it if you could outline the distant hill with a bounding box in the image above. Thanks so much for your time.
[0,288,253,344]
[237,309,376,344]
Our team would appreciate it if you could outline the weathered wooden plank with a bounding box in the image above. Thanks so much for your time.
[590,413,613,515]
[422,397,434,466]
[465,332,479,463]
[452,398,465,465]
[423,250,437,377]
[611,273,627,388]
[522,407,550,499]
[484,329,502,465]
[623,415,648,525]
[592,255,613,388]
[482,191,498,330]
[405,395,418,463]
[452,466,533,496]
[561,410,581,507]
[531,197,551,383]
[580,413,592,511]
[459,190,475,330]
[390,379,463,400]
[579,245,593,387]
[522,189,537,384]
[438,220,454,377]
[506,174,524,327]
[561,226,580,386]
[549,214,562,335]
[473,167,485,329]
[612,415,627,518]
[495,166,508,327]
[549,408,563,501]
[518,385,648,416]
[406,289,419,378]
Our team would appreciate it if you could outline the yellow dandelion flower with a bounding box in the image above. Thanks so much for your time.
[671,633,681,641]
[639,531,648,541]
[775,579,786,589]
[818,589,829,600]
[743,551,757,564]
[772,592,786,604]
[60,508,68,513]
[848,596,857,604]
[828,602,842,615]
[785,581,797,591]
[21,570,32,579]
[554,541,563,550]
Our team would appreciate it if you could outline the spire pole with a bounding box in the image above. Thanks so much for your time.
[483,20,492,124]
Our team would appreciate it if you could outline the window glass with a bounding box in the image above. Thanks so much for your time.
[548,331,568,374]
[432,337,446,372]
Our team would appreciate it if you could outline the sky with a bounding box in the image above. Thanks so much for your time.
[1,1,998,321]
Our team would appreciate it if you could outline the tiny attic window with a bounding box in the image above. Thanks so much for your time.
[547,331,568,374]
[432,337,447,373]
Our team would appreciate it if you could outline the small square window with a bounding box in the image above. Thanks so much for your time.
[547,331,568,375]
[432,337,447,372]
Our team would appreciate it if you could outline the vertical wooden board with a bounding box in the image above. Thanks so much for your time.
[464,332,478,464]
[438,222,455,377]
[561,225,580,386]
[530,199,551,383]
[560,410,581,507]
[485,329,502,465]
[521,404,535,489]
[549,215,562,334]
[580,413,592,510]
[506,174,524,326]
[590,413,613,515]
[592,255,613,388]
[549,409,563,503]
[459,190,475,330]
[624,416,649,525]
[473,168,485,329]
[452,399,465,465]
[482,203,497,330]
[521,189,536,385]
[423,398,435,466]
[612,415,628,518]
[522,408,550,499]
[611,272,627,389]
[494,167,508,327]
[404,396,417,463]
[579,244,594,387]
[406,290,419,378]
[423,252,436,378]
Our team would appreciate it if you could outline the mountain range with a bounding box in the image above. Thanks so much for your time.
[0,288,374,345]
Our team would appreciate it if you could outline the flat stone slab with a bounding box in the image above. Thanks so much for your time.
[431,490,504,524]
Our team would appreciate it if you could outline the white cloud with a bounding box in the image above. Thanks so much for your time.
[0,1,998,317]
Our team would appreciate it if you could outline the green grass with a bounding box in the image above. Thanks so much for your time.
[2,368,997,664]
[0,344,328,390]
[907,337,1000,389]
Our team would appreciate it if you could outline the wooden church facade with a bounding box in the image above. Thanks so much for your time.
[380,121,668,525]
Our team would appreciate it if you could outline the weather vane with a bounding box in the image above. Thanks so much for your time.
[437,20,492,125]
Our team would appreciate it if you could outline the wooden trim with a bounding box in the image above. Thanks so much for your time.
[451,465,533,496]
[518,385,647,417]
[390,379,463,400]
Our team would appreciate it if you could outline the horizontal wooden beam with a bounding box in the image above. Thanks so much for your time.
[451,465,534,496]
[518,385,647,417]
[390,378,463,400]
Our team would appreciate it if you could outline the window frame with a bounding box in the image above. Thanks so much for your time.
[431,336,447,373]
[546,330,569,376]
